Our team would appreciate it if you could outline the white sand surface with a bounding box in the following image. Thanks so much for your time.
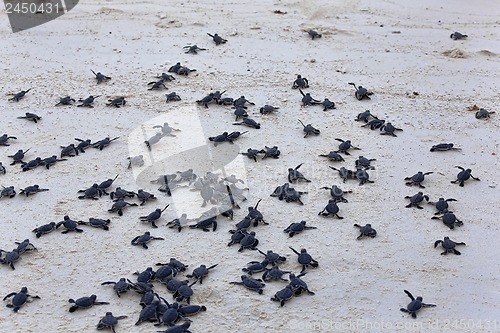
[0,0,499,332]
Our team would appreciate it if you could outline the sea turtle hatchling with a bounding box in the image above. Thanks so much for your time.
[92,136,120,150]
[127,155,144,169]
[451,166,480,187]
[430,143,461,152]
[139,205,170,228]
[260,105,280,114]
[77,95,100,107]
[60,144,79,158]
[246,199,267,227]
[101,278,132,297]
[0,134,17,146]
[299,89,320,106]
[238,231,259,252]
[165,92,181,102]
[353,224,377,239]
[380,122,403,137]
[289,247,319,273]
[131,231,164,249]
[68,295,109,312]
[147,80,167,90]
[0,249,20,270]
[335,138,360,155]
[431,212,463,229]
[318,199,344,219]
[8,88,32,102]
[298,120,320,137]
[21,157,42,171]
[306,29,322,39]
[405,192,430,209]
[177,65,197,76]
[207,33,227,45]
[19,184,49,197]
[354,110,378,123]
[361,118,385,130]
[3,287,40,312]
[292,75,309,89]
[108,199,138,216]
[55,96,76,106]
[284,221,317,237]
[405,171,433,188]
[91,69,111,83]
[348,82,373,100]
[56,215,84,234]
[157,72,176,82]
[106,97,126,107]
[166,213,190,232]
[288,163,311,183]
[32,222,57,238]
[97,175,119,195]
[1,185,16,199]
[329,166,355,183]
[78,184,103,200]
[320,185,351,203]
[136,189,157,205]
[270,285,294,306]
[153,122,181,137]
[156,321,192,333]
[186,264,218,284]
[234,107,249,120]
[321,98,336,111]
[145,132,165,151]
[242,259,269,275]
[258,249,287,266]
[17,112,41,123]
[241,148,262,162]
[8,148,30,165]
[475,108,495,119]
[288,273,315,296]
[196,93,215,108]
[355,156,376,170]
[319,151,345,162]
[450,32,468,40]
[429,197,457,215]
[233,96,255,108]
[262,146,280,159]
[183,44,206,54]
[229,275,265,294]
[97,312,127,332]
[233,117,261,129]
[14,239,37,254]
[434,236,466,255]
[42,155,67,169]
[400,290,436,318]
[78,218,111,230]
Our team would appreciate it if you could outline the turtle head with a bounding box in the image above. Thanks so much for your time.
[20,287,28,293]
[416,296,423,301]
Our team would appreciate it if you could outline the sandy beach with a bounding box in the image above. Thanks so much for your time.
[1,0,499,332]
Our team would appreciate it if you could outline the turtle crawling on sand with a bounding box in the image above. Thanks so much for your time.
[400,290,435,318]
[434,236,466,255]
[451,166,480,187]
[450,32,468,40]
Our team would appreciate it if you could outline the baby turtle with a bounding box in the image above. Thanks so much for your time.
[320,184,351,203]
[354,224,377,239]
[0,134,17,146]
[56,215,84,234]
[234,107,249,120]
[3,287,40,312]
[196,93,215,108]
[77,95,100,108]
[284,220,317,237]
[97,312,127,332]
[9,88,32,102]
[405,171,433,188]
[183,44,206,54]
[233,117,261,129]
[91,69,111,83]
[271,285,294,306]
[262,146,281,159]
[361,118,385,130]
[230,275,265,294]
[233,96,255,108]
[101,278,132,297]
[78,184,103,200]
[131,231,164,249]
[306,29,322,39]
[148,80,168,90]
[136,189,157,206]
[380,122,403,136]
[209,132,229,146]
[60,144,79,157]
[177,66,197,76]
[78,218,111,231]
[1,185,16,199]
[21,157,42,171]
[92,136,120,150]
[207,32,227,45]
[0,249,20,270]
[400,290,435,318]
[288,272,315,296]
[318,199,344,219]
[329,166,355,183]
[32,222,57,238]
[451,166,480,187]
[186,264,218,284]
[348,82,373,100]
[355,110,378,123]
[430,197,457,215]
[42,155,67,169]
[106,97,126,107]
[321,98,336,111]
[140,205,169,228]
[153,122,181,137]
[355,156,376,170]
[246,199,267,226]
[55,96,76,106]
[319,151,345,162]
[242,259,269,275]
[68,295,109,312]
[157,72,176,82]
[108,198,138,216]
[289,247,319,273]
[8,148,30,165]
[292,75,309,89]
[431,212,463,229]
[127,155,144,169]
[335,138,360,155]
[434,236,466,255]
[430,143,461,152]
[17,112,41,123]
[405,192,430,209]
[173,281,196,304]
[288,163,311,183]
[14,239,37,254]
[165,92,181,102]
[97,174,119,195]
[260,105,280,114]
[135,301,160,325]
[356,169,374,187]
[450,32,467,40]
[240,148,261,162]
[19,184,49,197]
[134,267,156,283]
[177,304,207,317]
[156,321,192,333]
[145,132,165,151]
[166,213,190,232]
[298,119,320,137]
[475,108,495,119]
[299,89,320,106]
[258,249,287,266]
[239,231,259,252]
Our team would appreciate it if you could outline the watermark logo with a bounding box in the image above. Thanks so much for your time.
[4,0,79,33]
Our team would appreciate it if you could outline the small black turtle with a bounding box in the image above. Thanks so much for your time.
[321,98,336,111]
[299,89,320,106]
[8,148,30,165]
[97,312,127,332]
[173,281,196,304]
[8,88,31,102]
[91,69,111,83]
[92,136,120,150]
[145,132,165,151]
[292,75,309,89]
[262,266,291,282]
[288,163,311,183]
[136,189,157,206]
[78,218,111,230]
[1,185,16,199]
[354,110,378,123]
[68,295,109,312]
[260,105,280,114]
[320,184,351,203]
[431,212,463,229]
[355,156,376,170]
[148,80,168,90]
[246,199,267,226]
[262,146,281,159]
[55,96,76,106]
[106,97,126,107]
[3,287,40,312]
[306,29,322,39]
[177,304,207,317]
[430,143,461,152]
[177,66,197,75]
[77,95,100,107]
[348,82,373,100]
[186,264,218,284]
[108,198,138,216]
[14,239,37,254]
[157,72,176,82]
[97,174,119,195]
[140,205,169,228]
[355,168,374,185]
[450,32,467,40]
[127,155,144,169]
[430,197,457,215]
[78,184,103,200]
[233,107,249,121]
[183,44,206,54]
[400,290,435,318]
[131,231,164,249]
[354,223,377,239]
[271,285,294,306]
[329,166,356,183]
[233,117,261,129]
[258,249,287,266]
[298,119,320,137]
[475,108,495,119]
[17,112,41,123]
[233,96,255,108]
[56,215,84,234]
[207,32,227,45]
[0,249,20,270]
[135,300,159,325]
[165,92,181,102]
[133,267,156,283]
[32,222,57,238]
[218,96,235,105]
[230,275,265,294]
[197,93,215,108]
[284,220,317,237]
[164,61,181,73]
[60,144,79,158]
[21,157,42,171]
[451,166,480,187]
[405,191,430,209]
[166,213,190,232]
[42,155,67,169]
[19,184,49,197]
[318,199,344,219]
[242,259,269,275]
[289,247,319,273]
[434,236,466,255]
[241,148,263,162]
[405,171,433,188]
[238,231,259,252]
[288,272,315,296]
[157,321,192,333]
[319,151,345,162]
[280,185,308,205]
[380,122,403,136]
[0,134,17,146]
[361,118,385,130]
[73,138,92,153]
[208,132,229,146]
[335,138,360,155]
